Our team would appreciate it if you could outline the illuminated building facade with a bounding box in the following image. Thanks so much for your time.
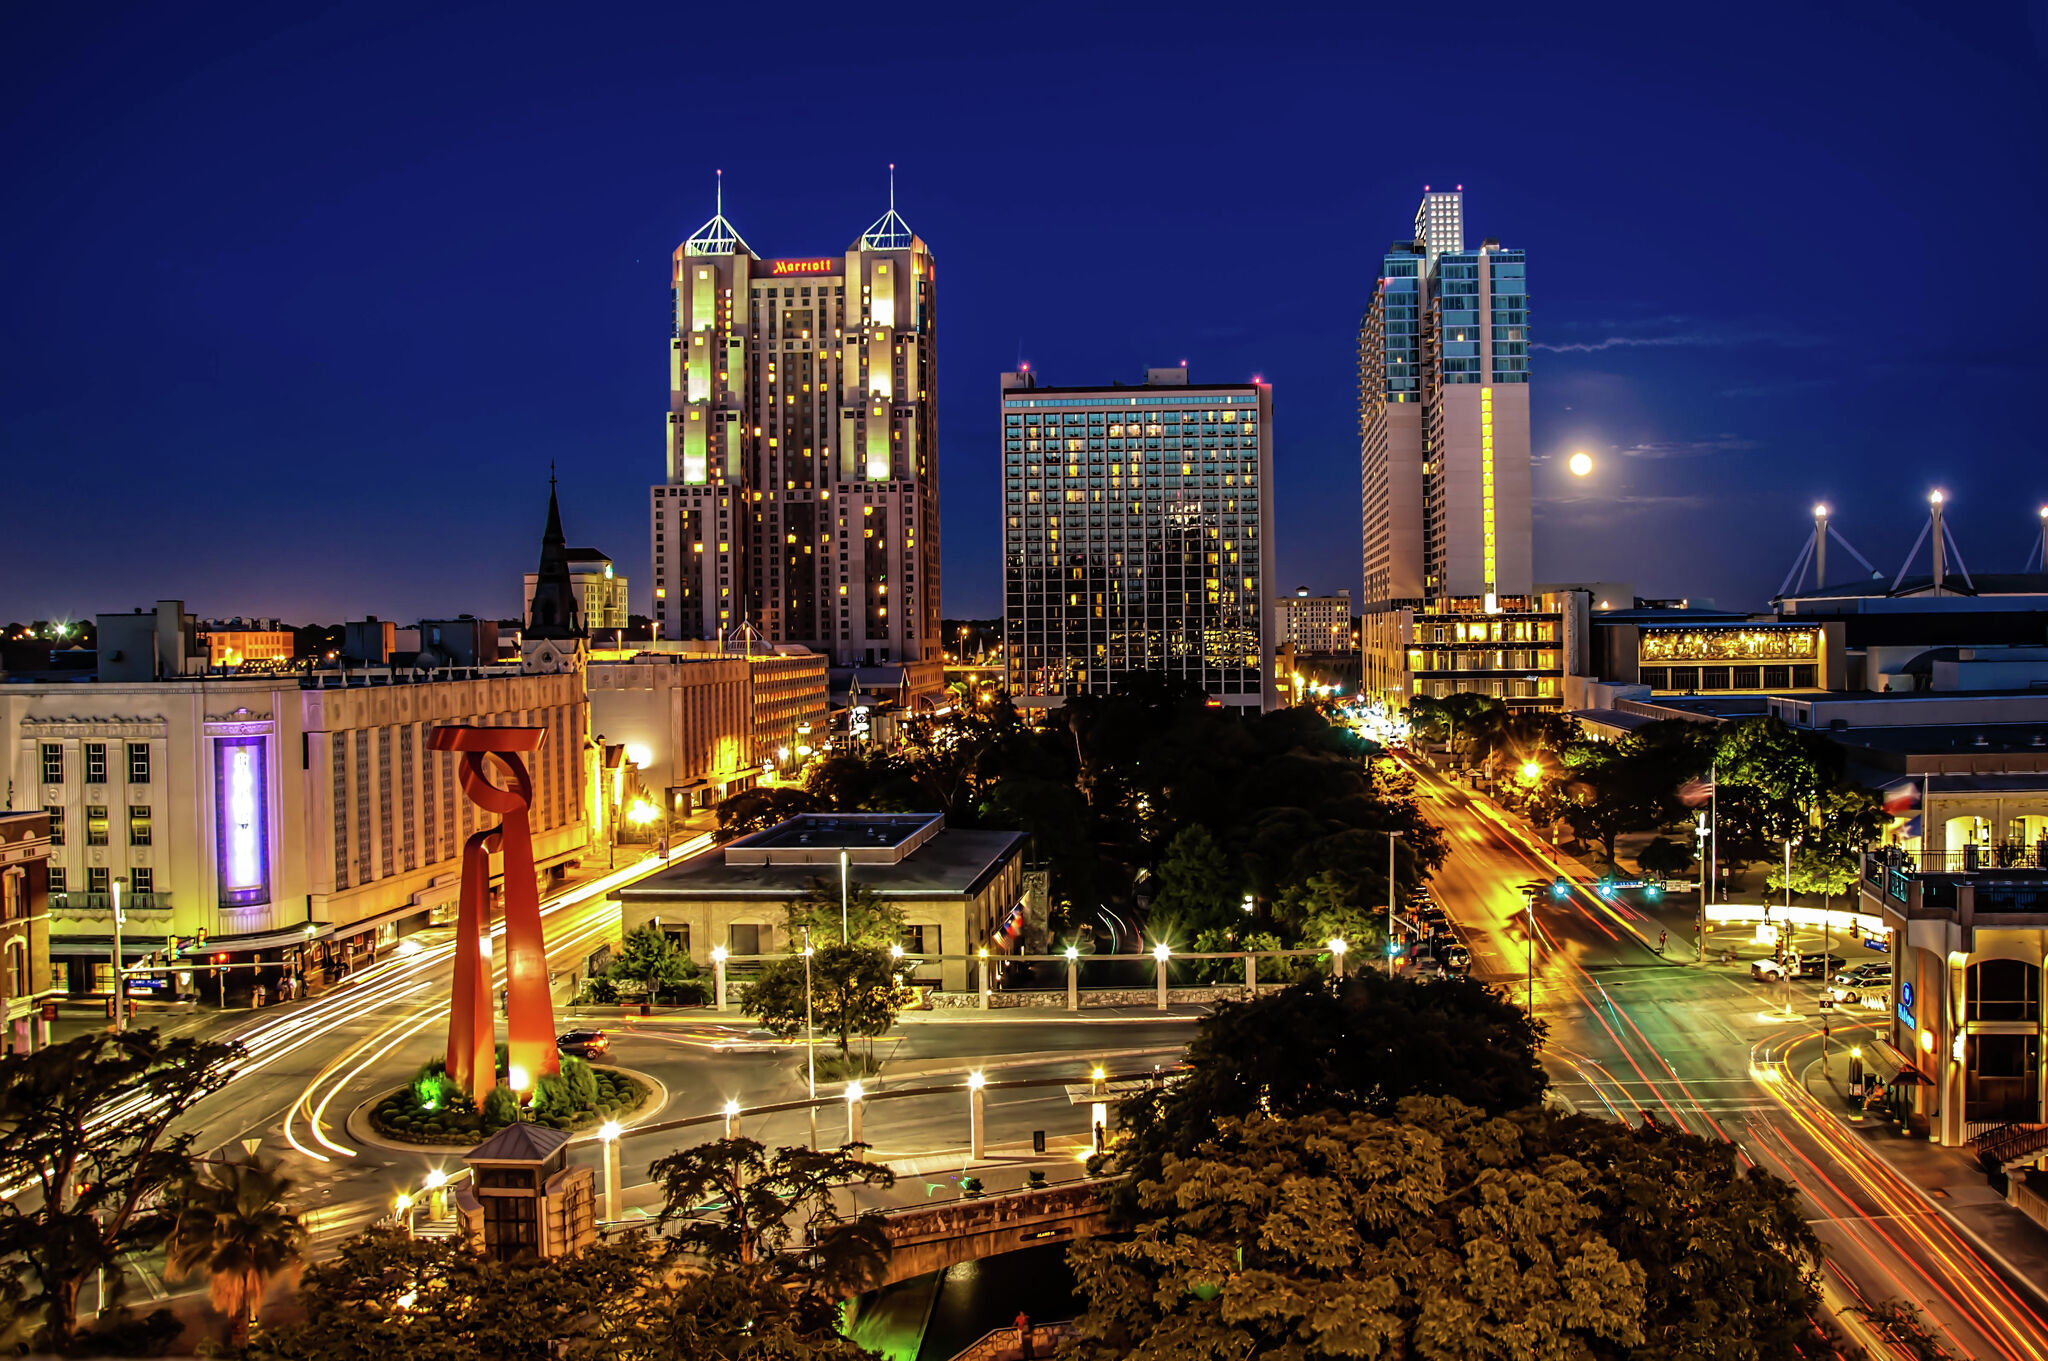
[0,594,594,1001]
[1001,367,1276,711]
[650,180,943,703]
[525,551,629,634]
[1278,587,1353,654]
[197,620,293,670]
[1360,188,1541,706]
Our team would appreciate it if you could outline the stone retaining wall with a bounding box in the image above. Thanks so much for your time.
[924,985,1244,1010]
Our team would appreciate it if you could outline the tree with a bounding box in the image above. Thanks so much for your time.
[1068,1098,1820,1361]
[712,786,823,843]
[1637,835,1695,885]
[741,943,910,1059]
[0,1028,241,1351]
[1110,975,1545,1197]
[1767,843,1860,910]
[647,1137,895,1294]
[606,923,697,1002]
[1145,825,1241,934]
[234,1225,882,1361]
[1068,1102,1648,1360]
[783,878,906,948]
[164,1156,308,1344]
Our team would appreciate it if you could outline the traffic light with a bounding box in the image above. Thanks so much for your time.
[166,937,181,962]
[196,928,208,947]
[213,954,228,965]
[1551,879,1569,900]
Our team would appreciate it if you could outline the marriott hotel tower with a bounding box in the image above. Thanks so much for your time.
[651,180,943,701]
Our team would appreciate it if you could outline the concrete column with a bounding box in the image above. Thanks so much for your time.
[1246,953,1258,998]
[600,1131,621,1223]
[967,1073,986,1159]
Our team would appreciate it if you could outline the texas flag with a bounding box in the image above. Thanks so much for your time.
[1677,774,1716,807]
[1883,781,1920,815]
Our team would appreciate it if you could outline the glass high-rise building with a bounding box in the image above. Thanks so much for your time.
[1001,368,1275,711]
[650,178,943,702]
[1360,188,1564,709]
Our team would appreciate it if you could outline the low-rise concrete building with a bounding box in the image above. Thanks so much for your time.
[615,813,1026,991]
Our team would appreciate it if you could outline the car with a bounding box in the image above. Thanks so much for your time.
[1750,953,1847,982]
[557,1029,610,1058]
[1827,963,1893,1005]
[1441,945,1472,972]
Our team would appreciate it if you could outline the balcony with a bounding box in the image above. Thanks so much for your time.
[49,891,173,917]
[1863,850,2048,916]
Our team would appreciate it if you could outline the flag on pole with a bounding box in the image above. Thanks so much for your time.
[1883,781,1920,815]
[1678,774,1716,808]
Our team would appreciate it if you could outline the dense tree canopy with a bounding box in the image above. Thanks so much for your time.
[1111,975,1546,1195]
[1070,1098,1820,1361]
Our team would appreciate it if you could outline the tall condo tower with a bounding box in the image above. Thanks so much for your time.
[1000,366,1275,712]
[1360,188,1564,709]
[651,172,943,702]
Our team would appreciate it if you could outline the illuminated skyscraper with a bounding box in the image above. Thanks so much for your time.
[1360,188,1562,709]
[650,174,942,701]
[1001,366,1275,711]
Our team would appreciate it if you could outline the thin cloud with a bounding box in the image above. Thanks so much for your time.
[1534,319,1824,353]
[1622,435,1758,459]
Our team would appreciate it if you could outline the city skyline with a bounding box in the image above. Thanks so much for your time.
[4,4,2046,629]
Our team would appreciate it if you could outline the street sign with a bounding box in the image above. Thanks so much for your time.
[241,1138,262,1158]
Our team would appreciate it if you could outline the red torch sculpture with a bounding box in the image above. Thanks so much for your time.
[430,725,559,1101]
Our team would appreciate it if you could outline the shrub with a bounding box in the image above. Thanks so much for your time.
[482,1084,519,1129]
[561,1056,600,1109]
[576,973,620,1005]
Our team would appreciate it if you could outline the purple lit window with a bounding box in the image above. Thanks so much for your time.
[214,737,271,907]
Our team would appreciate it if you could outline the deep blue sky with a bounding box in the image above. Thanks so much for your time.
[5,2,2046,626]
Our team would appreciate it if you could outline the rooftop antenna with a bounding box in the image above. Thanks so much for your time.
[1777,502,1882,599]
[1891,490,1975,595]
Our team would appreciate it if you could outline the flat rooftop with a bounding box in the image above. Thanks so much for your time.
[619,822,1027,901]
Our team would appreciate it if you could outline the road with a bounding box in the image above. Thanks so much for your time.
[1406,755,2048,1360]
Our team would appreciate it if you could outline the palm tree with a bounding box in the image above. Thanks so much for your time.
[164,1156,309,1342]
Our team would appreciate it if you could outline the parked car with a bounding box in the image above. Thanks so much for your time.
[1441,944,1472,972]
[1827,962,1893,1005]
[1751,953,1847,982]
[557,1029,610,1059]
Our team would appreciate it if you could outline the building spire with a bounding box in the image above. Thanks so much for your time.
[527,476,583,639]
[861,162,916,251]
[685,168,753,257]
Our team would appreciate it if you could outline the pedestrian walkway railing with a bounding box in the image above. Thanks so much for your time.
[944,1321,1072,1361]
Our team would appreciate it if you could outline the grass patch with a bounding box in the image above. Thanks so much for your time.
[810,1051,887,1083]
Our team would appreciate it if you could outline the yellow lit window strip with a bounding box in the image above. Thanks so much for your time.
[1481,388,1496,590]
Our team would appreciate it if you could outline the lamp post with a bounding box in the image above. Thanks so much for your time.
[1089,1065,1108,1151]
[723,1097,741,1140]
[977,946,990,1011]
[1385,832,1399,977]
[966,1071,986,1160]
[1694,814,1710,965]
[802,932,817,1150]
[1329,937,1347,981]
[393,1194,415,1240]
[1523,889,1539,1043]
[711,945,729,1012]
[109,875,127,1030]
[1064,945,1079,1012]
[598,1120,622,1223]
[838,848,851,943]
[1152,942,1171,1012]
[845,1082,865,1157]
[423,1168,449,1220]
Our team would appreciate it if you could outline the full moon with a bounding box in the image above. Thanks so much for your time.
[1568,452,1593,477]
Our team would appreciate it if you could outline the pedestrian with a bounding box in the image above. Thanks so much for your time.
[1658,930,1667,954]
[1015,1311,1033,1360]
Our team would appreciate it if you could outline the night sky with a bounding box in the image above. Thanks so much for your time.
[5,2,2045,628]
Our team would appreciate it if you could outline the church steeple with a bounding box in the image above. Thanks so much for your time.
[527,467,583,640]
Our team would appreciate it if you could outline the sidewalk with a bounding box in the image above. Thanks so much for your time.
[1803,1054,2048,1299]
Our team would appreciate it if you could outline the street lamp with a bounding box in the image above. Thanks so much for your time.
[109,875,127,1029]
[598,1120,622,1222]
[845,1081,865,1155]
[394,1193,416,1239]
[966,1071,986,1160]
[1152,942,1171,1012]
[1328,937,1347,981]
[1523,889,1539,1043]
[802,932,817,1149]
[1694,814,1710,965]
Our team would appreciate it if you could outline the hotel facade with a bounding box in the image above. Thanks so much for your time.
[1359,189,1551,708]
[650,182,943,703]
[1000,368,1276,711]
